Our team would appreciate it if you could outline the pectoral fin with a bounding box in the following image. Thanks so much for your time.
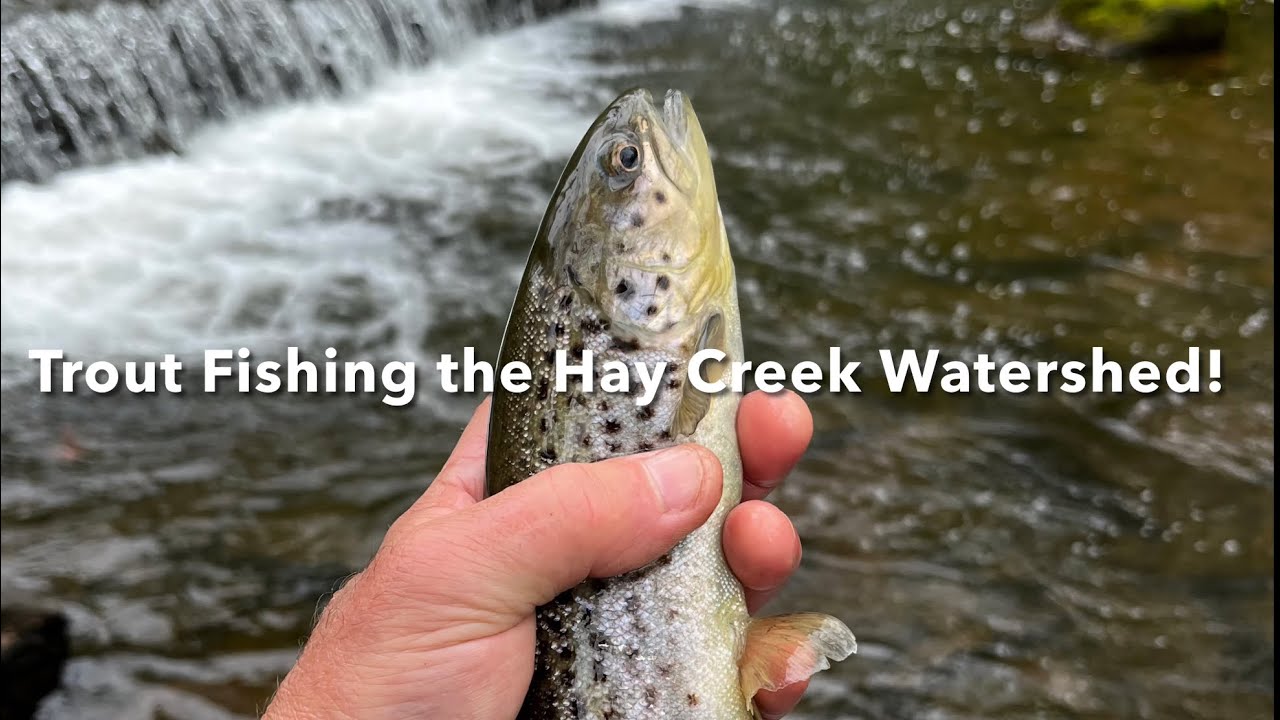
[672,312,726,437]
[739,613,857,712]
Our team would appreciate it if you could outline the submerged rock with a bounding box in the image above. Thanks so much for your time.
[0,609,69,720]
[1052,0,1229,55]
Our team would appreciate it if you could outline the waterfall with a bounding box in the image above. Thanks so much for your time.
[0,0,590,184]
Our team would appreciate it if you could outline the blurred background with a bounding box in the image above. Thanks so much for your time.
[0,0,1272,718]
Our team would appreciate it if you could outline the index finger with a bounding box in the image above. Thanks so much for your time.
[737,390,814,502]
[417,396,492,512]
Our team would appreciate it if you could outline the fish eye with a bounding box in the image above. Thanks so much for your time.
[619,145,639,170]
[608,142,641,175]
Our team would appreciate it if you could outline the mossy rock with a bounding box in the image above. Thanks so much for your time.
[1058,0,1229,55]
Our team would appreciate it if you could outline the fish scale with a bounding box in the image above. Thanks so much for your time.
[487,88,855,720]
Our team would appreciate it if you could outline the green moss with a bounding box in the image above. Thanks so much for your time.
[1058,0,1229,54]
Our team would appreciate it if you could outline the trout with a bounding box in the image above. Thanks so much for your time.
[486,88,856,720]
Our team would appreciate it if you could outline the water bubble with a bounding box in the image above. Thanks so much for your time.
[1209,83,1225,97]
[956,65,973,83]
[1051,185,1076,202]
[1238,309,1269,338]
[1222,539,1242,556]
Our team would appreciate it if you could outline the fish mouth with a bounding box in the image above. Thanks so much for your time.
[661,89,690,149]
[653,89,699,197]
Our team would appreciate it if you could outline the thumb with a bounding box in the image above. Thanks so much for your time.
[443,444,723,614]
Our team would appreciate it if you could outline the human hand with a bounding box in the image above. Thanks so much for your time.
[264,390,815,720]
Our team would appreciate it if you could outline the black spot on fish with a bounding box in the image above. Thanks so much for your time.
[565,265,582,286]
[604,419,621,434]
[667,608,679,620]
[616,241,626,252]
[630,212,645,228]
[540,448,558,462]
[598,400,610,412]
[646,304,658,316]
[657,663,671,677]
[539,417,549,433]
[570,342,584,360]
[646,687,659,705]
[687,693,700,707]
[637,405,654,421]
[615,279,629,295]
[538,379,549,400]
[581,318,604,333]
[543,350,555,364]
[581,435,592,447]
[554,322,566,338]
[659,430,672,441]
[607,441,622,453]
[656,552,672,566]
[662,252,671,262]
[637,441,654,451]
[655,191,666,204]
[559,293,574,309]
[626,595,640,611]
[656,275,669,290]
[667,377,681,389]
[611,336,640,352]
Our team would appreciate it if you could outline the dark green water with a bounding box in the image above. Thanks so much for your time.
[0,1,1272,718]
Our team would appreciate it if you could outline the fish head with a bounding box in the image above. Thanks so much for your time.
[539,88,732,339]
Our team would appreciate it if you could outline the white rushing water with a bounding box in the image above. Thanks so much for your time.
[0,0,751,384]
[1,7,587,373]
[0,0,529,182]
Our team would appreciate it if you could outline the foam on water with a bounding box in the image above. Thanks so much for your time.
[0,8,606,372]
[0,0,759,385]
